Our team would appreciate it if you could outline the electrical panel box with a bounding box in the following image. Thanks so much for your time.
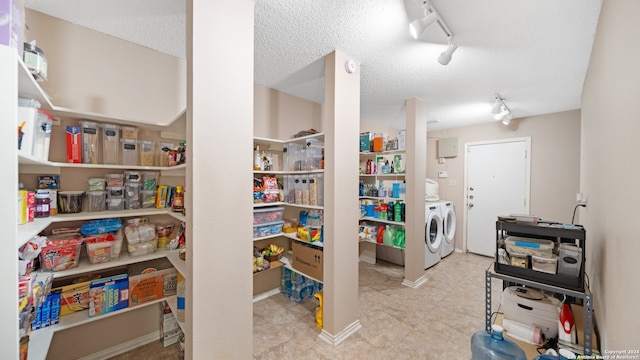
[438,137,458,158]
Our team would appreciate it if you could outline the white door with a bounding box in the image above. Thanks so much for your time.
[464,138,530,257]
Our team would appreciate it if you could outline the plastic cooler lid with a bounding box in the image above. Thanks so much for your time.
[253,206,285,213]
[253,220,284,228]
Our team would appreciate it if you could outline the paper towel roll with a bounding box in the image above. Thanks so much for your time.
[502,318,543,345]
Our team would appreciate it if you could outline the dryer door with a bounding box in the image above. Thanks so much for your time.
[425,207,443,253]
[443,204,456,245]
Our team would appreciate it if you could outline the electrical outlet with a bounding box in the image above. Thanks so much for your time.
[438,171,447,178]
[576,193,587,205]
[438,157,445,164]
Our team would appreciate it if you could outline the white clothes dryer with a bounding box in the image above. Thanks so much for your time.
[425,203,443,269]
[439,201,456,258]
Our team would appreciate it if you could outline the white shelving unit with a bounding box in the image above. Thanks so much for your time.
[6,49,187,359]
[252,133,325,300]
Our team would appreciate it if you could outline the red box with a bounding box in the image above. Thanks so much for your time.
[66,126,82,163]
[26,191,35,207]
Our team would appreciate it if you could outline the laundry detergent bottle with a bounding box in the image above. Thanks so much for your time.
[471,325,527,360]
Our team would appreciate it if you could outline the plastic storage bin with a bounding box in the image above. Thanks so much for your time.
[140,190,156,209]
[87,177,106,191]
[57,191,85,214]
[532,254,558,274]
[253,220,284,239]
[558,244,582,278]
[121,138,138,166]
[253,206,285,225]
[87,191,106,212]
[79,121,99,164]
[124,170,142,184]
[39,233,83,271]
[509,253,528,268]
[124,219,157,256]
[125,182,141,209]
[104,173,125,187]
[157,142,174,167]
[505,236,554,257]
[141,171,158,190]
[101,123,120,165]
[120,126,138,140]
[139,140,155,166]
[83,233,116,264]
[106,186,125,211]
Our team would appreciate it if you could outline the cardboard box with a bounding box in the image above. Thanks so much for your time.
[66,126,82,163]
[159,301,181,347]
[89,274,129,317]
[292,242,323,281]
[52,267,126,316]
[359,132,371,152]
[128,258,177,307]
[0,0,24,56]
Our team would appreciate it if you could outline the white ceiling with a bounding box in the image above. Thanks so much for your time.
[24,0,601,131]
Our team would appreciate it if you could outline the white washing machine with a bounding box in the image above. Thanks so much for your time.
[425,203,443,269]
[439,201,456,258]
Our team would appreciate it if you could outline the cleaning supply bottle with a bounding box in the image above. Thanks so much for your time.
[314,292,323,329]
[471,325,527,360]
[558,303,577,344]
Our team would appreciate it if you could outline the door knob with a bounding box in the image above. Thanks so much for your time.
[469,195,474,199]
[469,187,474,191]
[468,203,474,208]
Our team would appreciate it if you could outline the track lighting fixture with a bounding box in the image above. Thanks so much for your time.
[438,41,458,65]
[492,94,513,125]
[409,11,438,39]
[409,0,458,65]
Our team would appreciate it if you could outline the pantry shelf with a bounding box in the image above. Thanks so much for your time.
[27,297,167,360]
[253,260,284,277]
[281,232,323,248]
[166,250,186,277]
[359,238,405,250]
[253,169,324,175]
[359,173,405,178]
[165,295,186,335]
[284,203,324,210]
[253,233,284,242]
[359,196,405,202]
[17,208,176,248]
[359,149,405,156]
[360,216,405,226]
[18,154,186,172]
[45,249,172,279]
[253,202,285,207]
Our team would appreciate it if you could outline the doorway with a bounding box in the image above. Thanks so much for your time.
[463,137,531,257]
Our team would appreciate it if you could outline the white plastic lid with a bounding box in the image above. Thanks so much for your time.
[490,324,504,333]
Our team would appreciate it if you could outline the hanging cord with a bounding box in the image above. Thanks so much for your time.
[571,204,586,224]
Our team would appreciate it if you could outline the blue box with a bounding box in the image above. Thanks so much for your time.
[50,290,61,325]
[360,132,371,152]
[89,274,129,317]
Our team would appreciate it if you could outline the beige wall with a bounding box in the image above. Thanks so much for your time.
[427,110,581,251]
[25,9,186,126]
[581,0,640,349]
[254,83,322,139]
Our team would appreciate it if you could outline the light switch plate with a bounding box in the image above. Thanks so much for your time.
[438,171,447,178]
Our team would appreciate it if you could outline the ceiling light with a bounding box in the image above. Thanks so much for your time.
[438,41,458,65]
[491,94,513,125]
[409,11,438,39]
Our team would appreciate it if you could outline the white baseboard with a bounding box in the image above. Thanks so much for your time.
[455,248,464,253]
[78,331,160,360]
[401,275,428,288]
[253,288,281,303]
[318,320,362,347]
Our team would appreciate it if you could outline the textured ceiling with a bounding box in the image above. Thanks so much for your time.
[24,0,601,131]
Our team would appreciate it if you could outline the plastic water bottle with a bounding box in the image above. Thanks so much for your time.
[471,325,527,360]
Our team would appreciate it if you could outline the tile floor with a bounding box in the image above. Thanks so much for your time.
[110,252,503,359]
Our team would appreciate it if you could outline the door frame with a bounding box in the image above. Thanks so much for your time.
[462,137,531,253]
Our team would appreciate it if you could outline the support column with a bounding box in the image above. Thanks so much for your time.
[187,1,254,358]
[319,50,362,346]
[402,98,428,287]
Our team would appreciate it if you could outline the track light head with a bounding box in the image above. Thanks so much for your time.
[409,11,438,39]
[501,113,513,126]
[438,41,458,65]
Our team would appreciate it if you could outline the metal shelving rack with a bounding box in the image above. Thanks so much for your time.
[486,221,594,355]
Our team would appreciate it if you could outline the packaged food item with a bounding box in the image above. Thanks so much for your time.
[262,175,279,203]
[81,218,122,236]
[125,182,141,210]
[139,140,155,166]
[120,126,138,140]
[57,191,84,214]
[157,142,174,167]
[125,218,157,256]
[39,233,83,271]
[128,258,177,307]
[66,125,82,163]
[105,173,125,187]
[141,190,156,209]
[106,186,125,211]
[141,171,159,190]
[83,233,115,264]
[89,274,129,317]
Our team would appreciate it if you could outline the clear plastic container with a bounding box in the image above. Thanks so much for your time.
[39,233,83,271]
[79,121,99,164]
[253,207,285,225]
[124,170,142,184]
[120,126,138,140]
[83,233,115,264]
[157,142,175,167]
[87,191,106,212]
[101,123,120,165]
[140,190,156,208]
[125,182,141,209]
[105,173,125,187]
[470,325,527,360]
[87,177,106,191]
[57,191,85,214]
[33,110,53,161]
[138,140,155,166]
[141,171,158,190]
[294,175,302,205]
[106,186,125,211]
[121,138,138,166]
